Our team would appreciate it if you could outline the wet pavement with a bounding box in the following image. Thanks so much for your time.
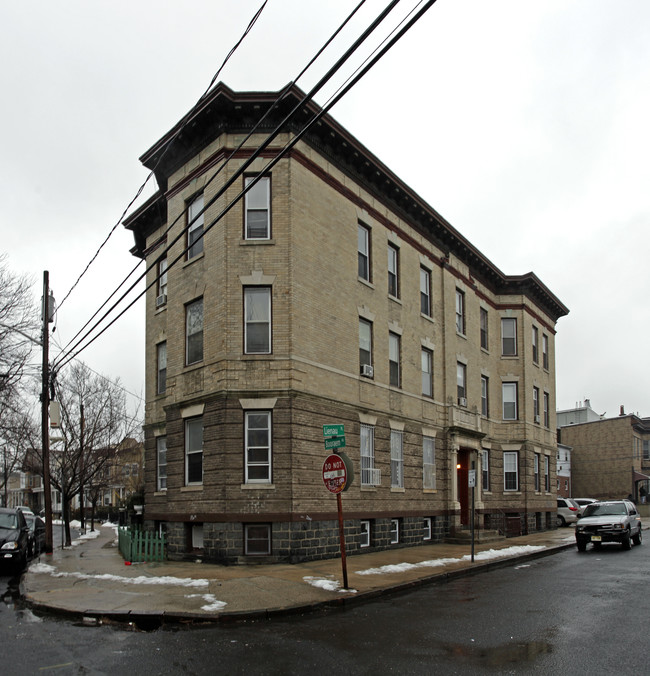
[20,522,602,626]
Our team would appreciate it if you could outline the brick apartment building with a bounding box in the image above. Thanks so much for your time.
[558,404,650,502]
[124,84,569,564]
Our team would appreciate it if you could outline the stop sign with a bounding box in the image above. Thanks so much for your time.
[322,454,347,494]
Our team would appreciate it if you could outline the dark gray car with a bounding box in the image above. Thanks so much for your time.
[575,499,642,551]
[0,507,30,571]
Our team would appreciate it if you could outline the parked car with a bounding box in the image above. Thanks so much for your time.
[557,497,580,526]
[15,506,34,516]
[24,514,46,557]
[575,499,642,551]
[0,507,30,572]
[572,498,598,516]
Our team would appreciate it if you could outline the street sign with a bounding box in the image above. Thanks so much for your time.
[324,436,346,450]
[468,469,476,488]
[323,424,344,438]
[322,454,347,494]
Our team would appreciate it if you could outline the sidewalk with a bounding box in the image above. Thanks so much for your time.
[22,523,588,626]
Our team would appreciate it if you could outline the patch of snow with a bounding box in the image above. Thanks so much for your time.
[185,593,227,611]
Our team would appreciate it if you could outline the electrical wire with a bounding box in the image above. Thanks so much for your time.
[55,0,270,315]
[56,0,368,364]
[54,1,438,372]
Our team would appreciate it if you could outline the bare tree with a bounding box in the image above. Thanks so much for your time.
[0,255,39,505]
[34,362,141,545]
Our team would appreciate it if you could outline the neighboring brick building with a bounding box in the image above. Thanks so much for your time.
[556,443,572,498]
[124,84,568,564]
[558,406,650,502]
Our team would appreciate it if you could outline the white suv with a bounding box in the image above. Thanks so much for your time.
[557,497,579,526]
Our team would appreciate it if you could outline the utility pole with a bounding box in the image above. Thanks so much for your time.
[79,403,85,532]
[41,271,54,555]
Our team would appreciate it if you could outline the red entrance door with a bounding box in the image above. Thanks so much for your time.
[457,450,470,526]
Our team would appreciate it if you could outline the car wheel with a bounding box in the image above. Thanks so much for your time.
[622,530,632,550]
[577,540,587,552]
[632,528,642,546]
[556,515,565,527]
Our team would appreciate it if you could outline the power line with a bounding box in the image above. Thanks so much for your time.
[54,1,438,371]
[55,0,270,314]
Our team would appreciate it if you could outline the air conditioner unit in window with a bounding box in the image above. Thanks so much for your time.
[155,294,167,308]
[361,364,374,378]
[458,397,468,407]
[535,414,541,423]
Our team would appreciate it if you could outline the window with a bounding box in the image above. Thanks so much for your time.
[388,244,399,297]
[157,342,167,395]
[360,424,379,486]
[421,348,433,397]
[457,362,467,403]
[420,267,431,316]
[359,319,373,375]
[358,224,371,281]
[532,326,539,363]
[533,387,540,422]
[423,436,436,489]
[481,376,489,416]
[185,417,203,485]
[187,193,204,259]
[360,520,370,547]
[455,289,465,334]
[504,451,519,491]
[245,411,271,483]
[390,430,403,488]
[156,437,167,491]
[502,382,518,420]
[480,307,488,350]
[158,258,168,300]
[501,317,517,356]
[389,332,401,387]
[244,176,270,239]
[245,524,271,555]
[534,453,540,491]
[545,456,550,492]
[423,517,432,541]
[185,298,204,365]
[482,449,490,491]
[644,440,650,461]
[543,392,550,428]
[244,287,271,354]
[542,334,549,370]
[390,518,400,544]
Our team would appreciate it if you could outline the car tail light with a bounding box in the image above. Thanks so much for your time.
[569,506,578,511]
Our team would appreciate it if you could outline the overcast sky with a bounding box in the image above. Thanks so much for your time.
[2,0,648,421]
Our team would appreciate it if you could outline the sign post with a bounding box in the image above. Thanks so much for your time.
[468,468,476,562]
[322,440,349,589]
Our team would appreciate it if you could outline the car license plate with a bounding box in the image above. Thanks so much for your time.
[591,535,602,542]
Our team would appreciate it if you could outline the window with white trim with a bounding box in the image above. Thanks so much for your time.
[245,524,271,555]
[543,392,550,428]
[244,287,271,354]
[244,176,270,239]
[421,348,433,397]
[359,318,373,375]
[482,449,490,491]
[457,362,467,402]
[360,424,379,486]
[501,317,517,356]
[390,430,404,488]
[185,298,204,365]
[360,520,370,547]
[502,382,518,420]
[504,451,519,491]
[158,258,168,300]
[420,267,431,316]
[185,417,203,485]
[388,244,399,298]
[157,436,167,491]
[187,193,204,259]
[534,453,540,491]
[423,517,432,541]
[481,375,489,416]
[455,289,465,334]
[545,456,550,492]
[390,518,400,544]
[533,386,540,422]
[423,436,436,490]
[480,307,488,350]
[245,411,271,483]
[358,223,371,281]
[157,342,167,395]
[389,332,401,387]
[542,333,549,370]
[532,325,539,363]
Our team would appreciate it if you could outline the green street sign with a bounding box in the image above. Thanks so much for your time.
[323,424,345,438]
[324,436,346,450]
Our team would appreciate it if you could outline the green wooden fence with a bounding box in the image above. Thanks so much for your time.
[118,527,166,563]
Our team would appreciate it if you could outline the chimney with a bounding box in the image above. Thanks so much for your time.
[620,405,625,416]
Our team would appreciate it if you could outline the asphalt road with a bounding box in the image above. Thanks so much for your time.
[1,540,647,675]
